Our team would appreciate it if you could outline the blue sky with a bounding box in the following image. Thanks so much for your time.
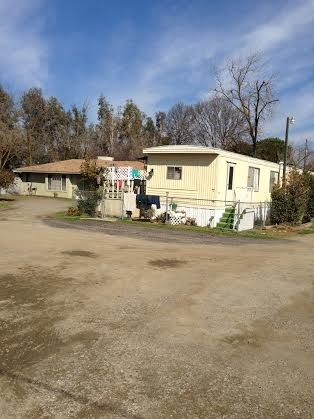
[0,0,313,146]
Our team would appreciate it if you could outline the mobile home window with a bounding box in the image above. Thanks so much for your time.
[269,171,279,192]
[228,166,234,190]
[247,167,260,191]
[48,175,67,191]
[167,166,182,180]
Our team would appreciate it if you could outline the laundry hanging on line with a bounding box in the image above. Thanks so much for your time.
[136,195,160,210]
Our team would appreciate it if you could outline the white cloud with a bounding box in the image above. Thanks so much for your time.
[0,0,48,88]
[85,0,313,148]
[241,0,314,53]
[222,0,314,144]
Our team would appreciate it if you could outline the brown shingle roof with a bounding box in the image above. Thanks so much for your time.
[14,159,145,174]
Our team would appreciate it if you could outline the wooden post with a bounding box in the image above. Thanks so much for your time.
[165,192,169,224]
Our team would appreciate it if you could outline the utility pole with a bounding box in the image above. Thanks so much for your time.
[304,139,308,171]
[283,116,295,184]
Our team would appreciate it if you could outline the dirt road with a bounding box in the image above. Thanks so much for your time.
[0,197,313,418]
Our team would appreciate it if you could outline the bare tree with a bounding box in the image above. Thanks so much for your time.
[0,123,24,169]
[0,86,24,169]
[192,96,247,149]
[214,53,278,156]
[291,140,314,170]
[166,102,193,145]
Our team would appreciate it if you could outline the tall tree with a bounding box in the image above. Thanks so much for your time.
[155,111,169,144]
[70,104,90,158]
[21,87,47,165]
[192,96,247,149]
[44,96,72,161]
[96,95,117,156]
[118,100,144,159]
[0,86,23,169]
[256,137,288,163]
[214,53,278,156]
[143,116,156,147]
[166,102,193,145]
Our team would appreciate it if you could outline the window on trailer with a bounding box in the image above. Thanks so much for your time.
[247,167,260,191]
[228,166,234,190]
[167,166,182,180]
[269,171,279,192]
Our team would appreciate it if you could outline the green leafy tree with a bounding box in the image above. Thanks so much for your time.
[256,137,291,163]
[305,175,314,221]
[75,159,102,216]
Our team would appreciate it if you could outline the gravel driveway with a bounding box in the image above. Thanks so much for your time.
[0,197,313,418]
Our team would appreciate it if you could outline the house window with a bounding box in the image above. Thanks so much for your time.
[167,166,182,180]
[269,171,279,192]
[247,167,260,191]
[48,175,67,191]
[228,166,234,190]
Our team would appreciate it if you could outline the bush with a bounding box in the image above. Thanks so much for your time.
[0,169,15,190]
[271,169,310,225]
[271,185,289,224]
[67,206,81,216]
[75,189,102,217]
[304,175,314,221]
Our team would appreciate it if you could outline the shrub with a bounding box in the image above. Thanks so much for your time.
[271,185,289,224]
[271,169,310,225]
[75,189,102,217]
[304,175,314,221]
[67,206,81,216]
[0,169,15,190]
[186,217,197,226]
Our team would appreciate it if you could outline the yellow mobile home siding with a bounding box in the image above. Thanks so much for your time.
[215,154,279,203]
[146,154,218,201]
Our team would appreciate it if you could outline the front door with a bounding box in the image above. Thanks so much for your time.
[225,163,236,204]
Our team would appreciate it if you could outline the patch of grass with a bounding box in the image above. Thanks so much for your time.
[54,211,82,221]
[0,201,9,210]
[298,229,314,235]
[297,221,314,235]
[122,219,280,240]
[52,211,292,240]
[0,198,14,211]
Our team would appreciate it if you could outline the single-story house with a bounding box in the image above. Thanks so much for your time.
[142,145,284,228]
[14,157,145,199]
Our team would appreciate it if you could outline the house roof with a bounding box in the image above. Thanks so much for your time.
[143,145,220,155]
[14,159,145,174]
[143,145,280,168]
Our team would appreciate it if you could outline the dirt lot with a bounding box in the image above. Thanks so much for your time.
[0,197,313,418]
